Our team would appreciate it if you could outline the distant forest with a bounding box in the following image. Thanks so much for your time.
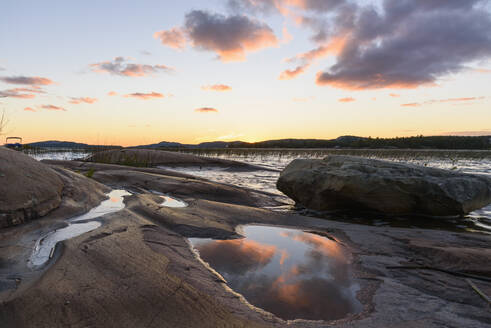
[226,135,491,150]
[26,135,491,150]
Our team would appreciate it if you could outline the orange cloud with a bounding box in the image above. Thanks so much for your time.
[69,97,98,104]
[401,103,421,107]
[24,107,36,112]
[195,107,218,113]
[0,89,36,99]
[0,86,45,99]
[338,97,355,103]
[389,93,400,97]
[107,91,118,96]
[316,72,431,90]
[280,36,347,79]
[279,250,289,267]
[437,97,482,103]
[154,27,187,49]
[201,84,232,91]
[279,65,310,80]
[41,104,67,111]
[123,92,164,100]
[0,76,54,85]
[475,68,491,73]
[401,96,485,107]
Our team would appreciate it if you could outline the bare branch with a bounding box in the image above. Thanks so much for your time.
[0,109,8,136]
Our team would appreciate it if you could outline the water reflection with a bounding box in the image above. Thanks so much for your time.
[190,225,361,321]
[159,195,187,208]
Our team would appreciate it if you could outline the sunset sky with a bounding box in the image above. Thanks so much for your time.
[1,0,491,146]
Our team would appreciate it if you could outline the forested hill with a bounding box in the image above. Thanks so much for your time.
[227,135,491,150]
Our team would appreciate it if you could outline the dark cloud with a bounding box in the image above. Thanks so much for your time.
[0,76,54,85]
[183,10,278,62]
[227,0,346,15]
[316,0,491,89]
[90,57,173,77]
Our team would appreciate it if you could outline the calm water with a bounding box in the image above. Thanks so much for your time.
[165,151,491,233]
[28,149,491,232]
[29,189,130,267]
[190,225,362,321]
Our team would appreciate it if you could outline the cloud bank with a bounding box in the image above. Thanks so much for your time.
[229,0,491,90]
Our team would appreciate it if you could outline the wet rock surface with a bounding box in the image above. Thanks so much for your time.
[277,155,491,216]
[1,154,490,328]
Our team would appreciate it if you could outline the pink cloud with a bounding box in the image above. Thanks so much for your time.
[90,57,173,77]
[0,89,36,99]
[69,97,98,104]
[401,96,485,107]
[201,84,232,91]
[195,107,218,113]
[42,104,67,111]
[338,97,355,103]
[401,103,421,107]
[123,92,164,100]
[0,76,54,85]
[24,107,36,112]
[107,91,118,96]
[154,27,187,49]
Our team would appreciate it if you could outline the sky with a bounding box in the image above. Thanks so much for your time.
[1,0,491,146]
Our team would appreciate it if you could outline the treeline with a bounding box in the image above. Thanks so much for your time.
[227,135,491,150]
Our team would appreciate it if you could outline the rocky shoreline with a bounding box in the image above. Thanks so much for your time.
[1,148,490,327]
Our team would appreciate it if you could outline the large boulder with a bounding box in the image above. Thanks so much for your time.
[277,155,491,216]
[0,147,64,227]
[0,147,108,228]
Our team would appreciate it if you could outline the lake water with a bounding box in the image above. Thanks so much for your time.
[166,150,491,233]
[190,225,362,321]
[28,149,491,232]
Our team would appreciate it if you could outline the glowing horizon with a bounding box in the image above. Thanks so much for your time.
[1,0,491,147]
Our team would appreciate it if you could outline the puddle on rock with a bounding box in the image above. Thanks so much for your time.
[190,225,362,321]
[160,195,187,208]
[29,189,131,267]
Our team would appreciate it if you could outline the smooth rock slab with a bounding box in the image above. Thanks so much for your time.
[0,147,63,227]
[277,155,491,216]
